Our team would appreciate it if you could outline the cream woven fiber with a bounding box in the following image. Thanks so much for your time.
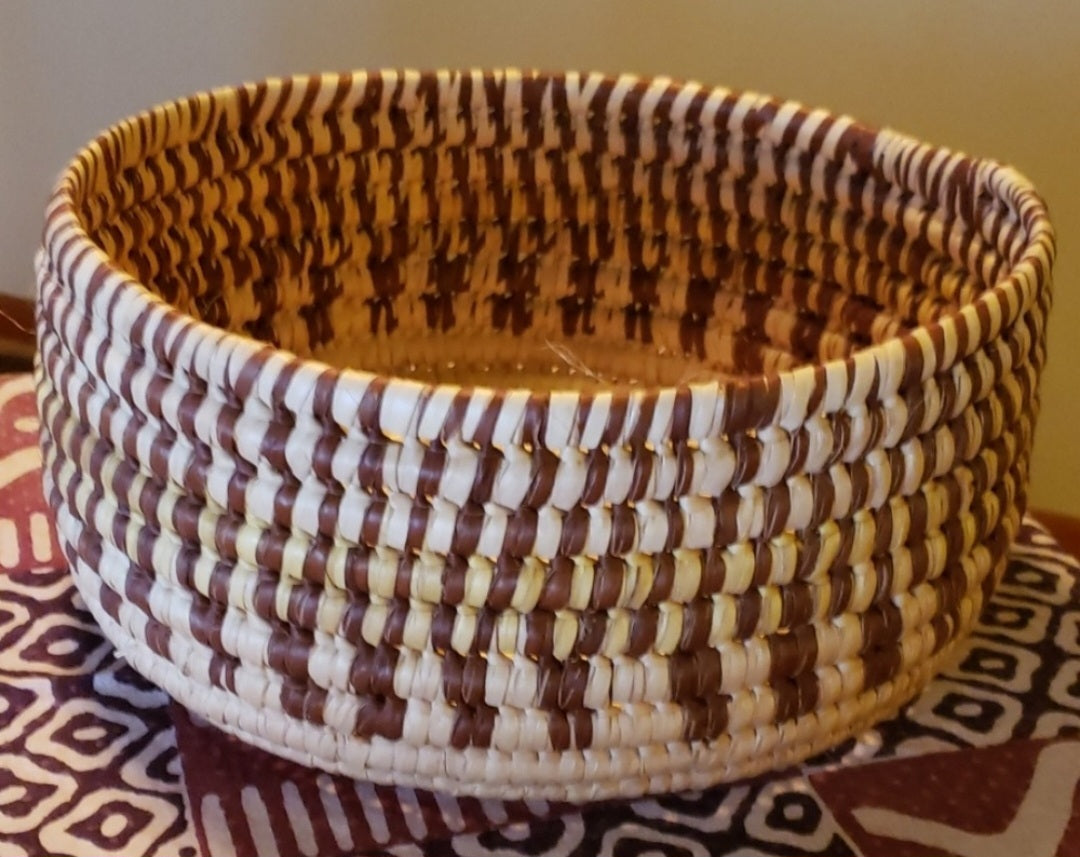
[34,70,1054,800]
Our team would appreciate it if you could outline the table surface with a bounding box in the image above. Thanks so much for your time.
[2,372,1078,857]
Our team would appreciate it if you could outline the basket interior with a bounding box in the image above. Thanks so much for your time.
[78,72,1004,391]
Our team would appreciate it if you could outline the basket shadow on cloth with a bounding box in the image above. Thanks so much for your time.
[34,70,1054,800]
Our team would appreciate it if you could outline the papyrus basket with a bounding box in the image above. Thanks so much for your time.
[35,70,1054,800]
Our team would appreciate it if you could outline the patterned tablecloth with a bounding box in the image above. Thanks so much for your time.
[2,372,1078,857]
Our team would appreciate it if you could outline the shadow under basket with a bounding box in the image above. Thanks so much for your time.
[34,69,1054,800]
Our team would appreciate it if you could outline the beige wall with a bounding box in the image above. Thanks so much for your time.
[3,1,1076,512]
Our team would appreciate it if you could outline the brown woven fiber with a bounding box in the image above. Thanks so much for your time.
[34,70,1054,800]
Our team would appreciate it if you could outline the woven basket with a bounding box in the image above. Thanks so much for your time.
[35,70,1054,800]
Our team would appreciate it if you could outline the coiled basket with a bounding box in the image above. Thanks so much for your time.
[35,70,1054,800]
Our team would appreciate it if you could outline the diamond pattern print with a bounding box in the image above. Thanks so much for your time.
[0,567,197,856]
[25,697,150,773]
[0,677,53,746]
[0,754,79,836]
[38,788,189,857]
[0,569,112,676]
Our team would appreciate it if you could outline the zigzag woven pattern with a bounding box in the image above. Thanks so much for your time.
[34,70,1054,800]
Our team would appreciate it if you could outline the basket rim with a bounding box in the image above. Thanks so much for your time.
[38,68,1056,444]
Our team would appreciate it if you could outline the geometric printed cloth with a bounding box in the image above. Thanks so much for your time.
[1,371,1078,857]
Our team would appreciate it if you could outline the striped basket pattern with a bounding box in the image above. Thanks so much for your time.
[34,70,1054,800]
